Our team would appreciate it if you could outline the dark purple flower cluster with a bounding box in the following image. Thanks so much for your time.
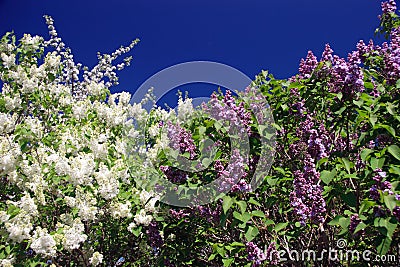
[265,242,279,265]
[349,214,361,235]
[393,206,400,221]
[231,179,251,193]
[369,169,393,201]
[169,208,189,220]
[193,204,221,224]
[146,221,163,250]
[246,242,266,267]
[290,155,326,226]
[166,121,197,159]
[159,165,188,184]
[374,205,389,217]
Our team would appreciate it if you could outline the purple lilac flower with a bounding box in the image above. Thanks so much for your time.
[166,121,197,159]
[381,0,397,15]
[159,166,188,184]
[246,242,266,267]
[299,51,318,79]
[193,204,221,224]
[265,242,279,265]
[393,206,400,221]
[169,209,190,220]
[290,155,326,226]
[374,206,389,217]
[215,149,247,193]
[146,221,163,250]
[349,214,361,234]
[370,169,393,200]
[202,91,251,135]
[231,179,251,193]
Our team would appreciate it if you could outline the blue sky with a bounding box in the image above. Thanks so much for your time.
[0,0,385,106]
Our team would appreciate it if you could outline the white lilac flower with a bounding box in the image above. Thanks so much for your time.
[1,53,15,68]
[30,227,56,256]
[89,252,104,266]
[134,209,153,226]
[0,210,10,223]
[62,219,87,250]
[4,95,21,110]
[18,192,39,216]
[110,201,132,219]
[0,257,14,267]
[177,96,194,123]
[127,222,137,233]
[0,113,15,134]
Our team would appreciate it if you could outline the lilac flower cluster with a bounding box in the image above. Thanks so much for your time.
[349,214,362,236]
[381,0,397,15]
[290,155,326,226]
[169,208,189,220]
[146,221,163,250]
[298,51,318,79]
[213,150,247,193]
[193,204,221,224]
[159,166,188,184]
[202,91,251,135]
[166,122,197,159]
[393,206,400,221]
[357,24,400,85]
[369,169,393,201]
[265,242,279,265]
[246,242,266,267]
[43,15,138,100]
[297,43,365,100]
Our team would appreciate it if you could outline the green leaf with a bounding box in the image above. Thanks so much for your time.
[236,201,247,214]
[222,258,234,267]
[359,200,376,213]
[354,222,367,234]
[248,197,261,206]
[377,236,392,255]
[251,210,265,218]
[370,113,378,126]
[341,158,351,174]
[245,226,259,242]
[222,195,233,214]
[370,157,385,170]
[320,169,336,185]
[274,222,288,232]
[387,145,400,161]
[386,102,397,115]
[383,194,397,211]
[360,148,374,161]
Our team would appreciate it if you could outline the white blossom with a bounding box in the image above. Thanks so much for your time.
[89,252,103,266]
[30,227,56,256]
[1,53,15,68]
[134,209,153,226]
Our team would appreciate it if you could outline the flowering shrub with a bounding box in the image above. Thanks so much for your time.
[1,1,400,267]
